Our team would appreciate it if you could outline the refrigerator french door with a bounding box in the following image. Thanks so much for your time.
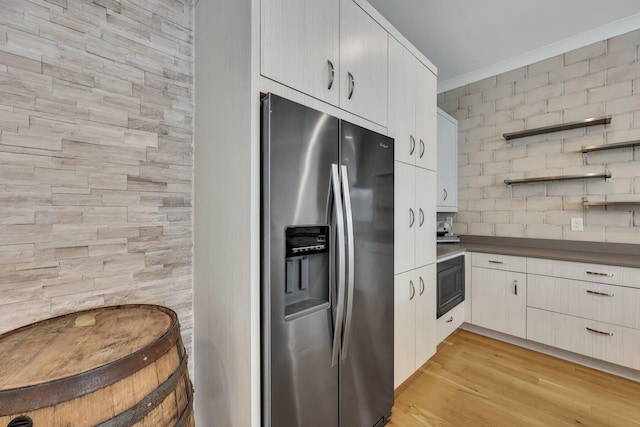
[261,93,394,427]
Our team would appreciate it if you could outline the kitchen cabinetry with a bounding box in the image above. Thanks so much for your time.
[261,0,388,126]
[388,37,436,170]
[436,301,465,343]
[527,258,640,370]
[436,108,458,211]
[340,0,388,126]
[261,0,340,106]
[394,162,436,274]
[471,253,527,338]
[394,264,436,388]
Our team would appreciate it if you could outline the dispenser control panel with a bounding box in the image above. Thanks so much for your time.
[285,226,329,258]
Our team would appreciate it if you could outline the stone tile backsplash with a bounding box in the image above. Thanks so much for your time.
[0,0,194,357]
[439,29,640,243]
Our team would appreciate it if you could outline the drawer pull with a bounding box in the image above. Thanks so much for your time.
[586,290,614,297]
[488,260,504,264]
[445,317,453,323]
[586,327,614,336]
[514,280,518,295]
[586,271,614,278]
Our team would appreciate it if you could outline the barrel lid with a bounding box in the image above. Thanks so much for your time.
[0,304,176,391]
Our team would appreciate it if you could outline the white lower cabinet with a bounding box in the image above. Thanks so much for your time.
[527,308,640,370]
[471,264,527,338]
[436,301,465,344]
[394,264,436,388]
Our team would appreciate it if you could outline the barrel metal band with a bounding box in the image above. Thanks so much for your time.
[0,305,180,414]
[97,352,190,427]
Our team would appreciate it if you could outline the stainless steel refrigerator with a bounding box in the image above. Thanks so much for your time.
[261,93,394,427]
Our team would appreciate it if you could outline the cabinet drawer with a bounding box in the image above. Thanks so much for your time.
[472,253,526,273]
[528,275,640,330]
[527,308,640,370]
[436,302,464,344]
[527,258,623,286]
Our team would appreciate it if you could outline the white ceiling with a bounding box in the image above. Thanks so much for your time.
[366,0,640,92]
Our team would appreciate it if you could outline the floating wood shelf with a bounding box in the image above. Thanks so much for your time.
[504,171,611,186]
[504,116,611,141]
[583,197,640,210]
[581,139,640,154]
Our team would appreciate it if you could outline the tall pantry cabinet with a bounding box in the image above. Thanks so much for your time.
[195,0,437,424]
[389,36,438,387]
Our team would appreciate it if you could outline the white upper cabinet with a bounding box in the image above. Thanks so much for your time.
[388,37,436,170]
[261,0,388,126]
[340,0,388,126]
[415,64,437,171]
[388,37,416,165]
[261,0,340,106]
[436,108,458,211]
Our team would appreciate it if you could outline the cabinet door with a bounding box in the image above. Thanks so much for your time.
[388,37,416,165]
[414,264,437,369]
[261,0,340,105]
[394,270,416,388]
[415,64,437,171]
[471,267,527,338]
[415,168,436,268]
[394,162,415,274]
[436,109,458,210]
[340,0,388,126]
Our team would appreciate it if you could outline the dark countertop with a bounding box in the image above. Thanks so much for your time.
[436,236,640,268]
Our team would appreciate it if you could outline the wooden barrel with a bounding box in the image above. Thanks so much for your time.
[0,305,194,427]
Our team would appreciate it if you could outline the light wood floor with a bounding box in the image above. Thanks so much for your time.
[389,329,640,426]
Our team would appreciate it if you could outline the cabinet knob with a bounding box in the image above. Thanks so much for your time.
[419,276,425,296]
[419,208,424,227]
[443,188,447,200]
[419,139,425,158]
[409,280,415,301]
[409,135,416,156]
[409,208,415,228]
[445,316,453,323]
[514,280,518,295]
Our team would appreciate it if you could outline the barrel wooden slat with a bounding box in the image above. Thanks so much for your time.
[0,304,194,427]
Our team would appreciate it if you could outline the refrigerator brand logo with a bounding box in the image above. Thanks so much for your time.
[379,142,389,149]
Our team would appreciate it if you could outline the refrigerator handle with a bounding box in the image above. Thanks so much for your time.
[340,165,355,361]
[327,163,346,367]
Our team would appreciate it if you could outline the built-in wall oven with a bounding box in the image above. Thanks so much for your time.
[436,255,465,318]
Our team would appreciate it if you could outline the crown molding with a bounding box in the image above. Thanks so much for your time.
[438,12,640,94]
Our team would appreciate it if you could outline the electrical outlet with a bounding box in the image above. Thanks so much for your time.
[571,217,584,232]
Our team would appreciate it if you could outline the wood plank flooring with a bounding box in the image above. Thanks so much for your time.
[389,329,640,426]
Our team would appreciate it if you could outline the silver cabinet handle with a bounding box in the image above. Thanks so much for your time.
[409,280,415,301]
[419,276,425,296]
[409,208,415,228]
[586,327,614,336]
[587,290,615,297]
[488,260,504,264]
[514,280,518,295]
[409,135,415,155]
[327,60,335,90]
[443,188,448,200]
[347,72,355,99]
[586,271,614,277]
[445,317,453,323]
[419,139,425,158]
[340,165,355,361]
[418,208,424,227]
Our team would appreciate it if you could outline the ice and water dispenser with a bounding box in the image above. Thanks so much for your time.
[284,225,330,320]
